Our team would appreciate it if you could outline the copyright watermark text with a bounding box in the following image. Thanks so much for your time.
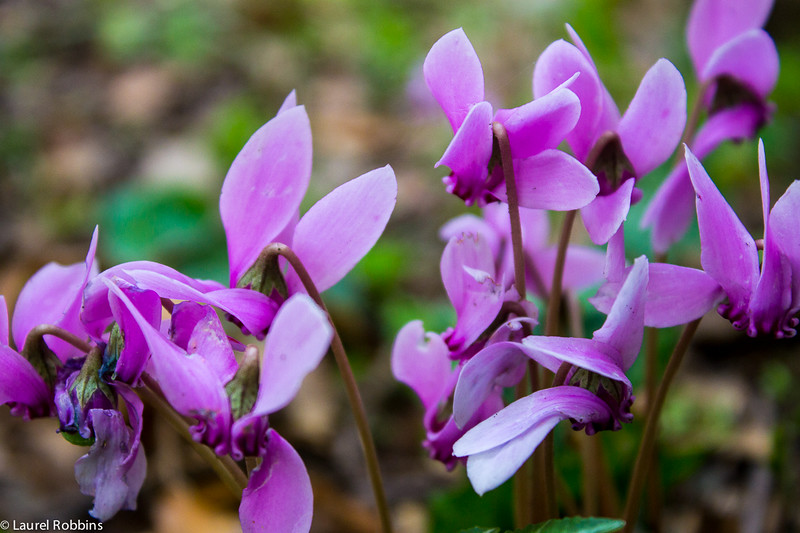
[0,520,103,531]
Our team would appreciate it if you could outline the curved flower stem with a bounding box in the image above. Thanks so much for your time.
[545,210,576,338]
[264,243,393,533]
[26,324,92,353]
[622,317,702,532]
[139,376,247,496]
[493,122,527,300]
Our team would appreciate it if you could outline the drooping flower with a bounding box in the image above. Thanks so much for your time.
[440,203,605,300]
[686,141,800,337]
[424,28,598,209]
[642,0,779,254]
[452,256,649,495]
[533,26,687,244]
[392,232,535,468]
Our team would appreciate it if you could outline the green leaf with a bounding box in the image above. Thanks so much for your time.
[515,517,626,533]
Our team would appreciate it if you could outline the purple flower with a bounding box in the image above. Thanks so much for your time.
[686,141,800,337]
[533,26,687,244]
[424,28,598,209]
[452,256,649,494]
[642,0,779,254]
[440,203,605,300]
[392,233,535,468]
[220,94,397,298]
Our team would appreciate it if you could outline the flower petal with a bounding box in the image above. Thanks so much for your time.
[391,321,454,412]
[285,166,397,294]
[519,336,629,383]
[108,285,162,385]
[250,294,332,416]
[436,101,493,203]
[495,85,580,159]
[220,106,312,286]
[581,177,635,245]
[769,181,800,308]
[453,342,526,428]
[702,29,778,99]
[172,302,238,384]
[685,147,759,325]
[239,429,313,533]
[687,0,774,75]
[0,344,51,418]
[423,28,485,131]
[618,59,686,177]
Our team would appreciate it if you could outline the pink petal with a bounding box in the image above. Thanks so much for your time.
[491,150,598,211]
[687,0,774,75]
[277,90,297,114]
[769,181,800,307]
[702,29,778,99]
[423,28,485,131]
[0,344,51,418]
[531,244,606,294]
[685,147,759,322]
[581,178,635,245]
[0,296,8,345]
[618,59,686,176]
[436,101,493,191]
[179,304,239,384]
[439,214,501,259]
[240,430,313,533]
[108,285,162,385]
[494,85,580,159]
[533,39,603,161]
[519,336,629,383]
[250,295,332,416]
[440,233,496,312]
[220,106,312,286]
[285,166,397,294]
[391,322,454,412]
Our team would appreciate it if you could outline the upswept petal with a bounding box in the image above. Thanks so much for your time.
[440,233,496,312]
[121,269,278,335]
[618,59,686,177]
[454,386,612,494]
[436,101,493,201]
[494,85,580,159]
[439,214,501,258]
[451,266,504,350]
[285,165,397,294]
[453,341,527,428]
[277,90,297,114]
[239,429,313,533]
[769,181,800,307]
[533,39,603,161]
[702,29,779,99]
[519,336,629,384]
[220,105,312,287]
[12,227,98,360]
[685,147,759,326]
[0,344,51,418]
[0,296,8,345]
[581,178,635,245]
[107,285,162,384]
[250,294,332,417]
[530,245,606,296]
[591,256,648,370]
[423,28,485,132]
[391,321,453,412]
[687,0,774,75]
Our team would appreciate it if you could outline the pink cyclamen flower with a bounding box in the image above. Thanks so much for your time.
[424,28,598,209]
[686,141,800,337]
[453,256,649,495]
[642,0,779,254]
[533,25,686,244]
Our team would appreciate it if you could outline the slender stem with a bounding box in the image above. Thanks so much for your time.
[264,243,393,533]
[493,121,527,300]
[514,371,534,528]
[545,211,576,337]
[26,324,92,353]
[622,318,701,532]
[139,376,247,496]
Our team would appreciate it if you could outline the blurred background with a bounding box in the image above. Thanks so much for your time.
[1,0,800,531]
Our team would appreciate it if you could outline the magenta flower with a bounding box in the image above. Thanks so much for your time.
[452,256,649,495]
[109,280,332,532]
[440,203,605,300]
[686,141,800,337]
[533,26,686,244]
[392,232,535,468]
[220,94,397,297]
[642,0,779,253]
[424,28,598,209]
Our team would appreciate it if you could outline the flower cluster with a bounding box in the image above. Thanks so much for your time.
[1,94,397,531]
[393,0,797,501]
